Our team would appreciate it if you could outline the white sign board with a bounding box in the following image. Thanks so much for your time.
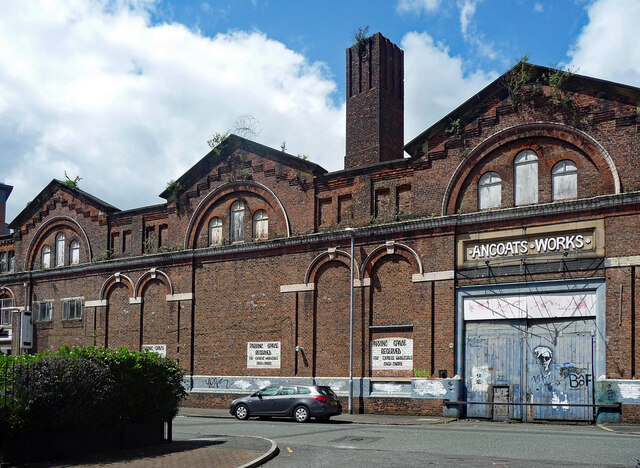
[247,341,281,369]
[20,310,33,349]
[142,344,167,357]
[371,337,413,370]
[464,292,597,321]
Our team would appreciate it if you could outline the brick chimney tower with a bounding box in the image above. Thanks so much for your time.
[345,32,404,169]
[0,183,13,235]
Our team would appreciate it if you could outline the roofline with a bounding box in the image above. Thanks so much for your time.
[159,134,328,199]
[404,63,640,155]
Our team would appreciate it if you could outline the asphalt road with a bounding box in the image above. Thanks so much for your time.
[172,416,640,467]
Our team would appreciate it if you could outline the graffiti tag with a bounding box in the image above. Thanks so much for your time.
[568,373,592,388]
[205,377,230,389]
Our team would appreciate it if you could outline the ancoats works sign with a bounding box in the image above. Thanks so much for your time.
[457,220,604,268]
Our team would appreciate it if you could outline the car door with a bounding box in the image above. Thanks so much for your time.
[247,386,280,415]
[272,386,297,415]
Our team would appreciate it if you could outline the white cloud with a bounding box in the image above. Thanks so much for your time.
[0,0,344,221]
[397,0,442,14]
[458,0,478,35]
[568,0,640,87]
[533,2,544,13]
[401,31,497,141]
[456,0,497,61]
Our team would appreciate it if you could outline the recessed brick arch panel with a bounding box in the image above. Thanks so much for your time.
[442,122,620,215]
[185,181,291,248]
[305,249,360,284]
[135,269,173,298]
[99,273,135,302]
[361,242,423,281]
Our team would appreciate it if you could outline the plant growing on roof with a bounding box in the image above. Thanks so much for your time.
[62,171,82,189]
[446,118,461,136]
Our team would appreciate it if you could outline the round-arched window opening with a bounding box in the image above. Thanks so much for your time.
[552,160,578,201]
[209,217,222,246]
[253,210,268,240]
[478,172,502,210]
[230,201,245,243]
[70,240,80,265]
[514,149,539,206]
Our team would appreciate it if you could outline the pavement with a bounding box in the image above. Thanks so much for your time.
[24,408,640,467]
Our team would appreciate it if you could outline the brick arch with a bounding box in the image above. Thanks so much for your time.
[304,249,360,284]
[99,272,135,302]
[441,122,621,215]
[361,242,423,280]
[135,269,173,298]
[184,181,291,248]
[0,286,16,301]
[24,216,93,270]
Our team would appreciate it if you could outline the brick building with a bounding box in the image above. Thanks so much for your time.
[1,33,639,423]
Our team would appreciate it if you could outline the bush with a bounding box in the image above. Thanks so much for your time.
[0,346,186,437]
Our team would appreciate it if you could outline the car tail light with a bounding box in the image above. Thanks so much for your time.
[313,395,330,402]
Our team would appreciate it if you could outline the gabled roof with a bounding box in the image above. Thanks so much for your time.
[9,179,120,229]
[404,63,640,157]
[159,134,328,199]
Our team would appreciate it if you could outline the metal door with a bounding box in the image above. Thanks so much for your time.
[464,321,524,420]
[525,319,595,421]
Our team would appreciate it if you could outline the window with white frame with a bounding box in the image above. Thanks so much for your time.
[230,200,245,243]
[552,160,578,201]
[70,240,80,265]
[55,232,65,266]
[478,172,502,210]
[7,252,14,272]
[41,245,51,268]
[209,217,222,246]
[514,149,538,206]
[253,210,268,240]
[62,298,82,320]
[34,300,53,322]
[0,296,13,326]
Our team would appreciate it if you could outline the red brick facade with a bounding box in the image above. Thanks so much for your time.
[1,33,639,423]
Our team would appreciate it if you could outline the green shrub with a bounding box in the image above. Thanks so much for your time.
[0,346,186,437]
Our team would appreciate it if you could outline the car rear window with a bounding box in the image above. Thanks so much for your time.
[297,387,311,394]
[318,386,337,397]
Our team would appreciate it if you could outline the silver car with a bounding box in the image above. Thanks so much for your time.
[229,385,342,423]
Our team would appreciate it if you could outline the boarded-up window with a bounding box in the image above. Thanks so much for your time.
[0,252,5,272]
[514,150,538,206]
[253,210,268,240]
[552,160,577,201]
[478,172,502,210]
[7,252,14,272]
[144,226,155,252]
[70,240,80,264]
[375,188,391,219]
[55,233,65,266]
[209,217,222,246]
[338,195,353,224]
[230,200,245,242]
[41,245,51,268]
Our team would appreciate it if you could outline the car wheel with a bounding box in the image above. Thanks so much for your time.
[235,404,250,420]
[316,415,330,422]
[294,405,310,423]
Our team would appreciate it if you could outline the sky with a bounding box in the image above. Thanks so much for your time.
[1,0,639,221]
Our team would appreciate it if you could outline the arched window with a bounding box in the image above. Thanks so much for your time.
[209,217,222,246]
[55,232,65,266]
[230,201,245,243]
[253,210,268,240]
[42,245,51,269]
[552,160,577,201]
[478,172,502,210]
[70,240,80,265]
[514,149,538,206]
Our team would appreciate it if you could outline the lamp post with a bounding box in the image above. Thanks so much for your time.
[345,227,355,414]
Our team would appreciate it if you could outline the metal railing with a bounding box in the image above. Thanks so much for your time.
[444,400,621,409]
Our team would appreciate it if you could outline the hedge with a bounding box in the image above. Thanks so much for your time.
[0,346,186,437]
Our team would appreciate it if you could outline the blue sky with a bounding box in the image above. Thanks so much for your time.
[1,0,638,221]
[151,0,590,102]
